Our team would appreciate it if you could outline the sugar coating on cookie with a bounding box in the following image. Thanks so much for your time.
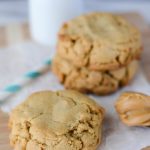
[57,13,142,71]
[52,55,138,95]
[9,90,104,150]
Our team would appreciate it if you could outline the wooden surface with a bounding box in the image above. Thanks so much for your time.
[0,13,150,150]
[0,111,11,150]
[0,23,30,47]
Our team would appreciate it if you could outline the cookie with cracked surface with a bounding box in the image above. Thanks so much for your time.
[52,55,138,95]
[9,90,105,150]
[57,12,142,71]
[115,92,150,126]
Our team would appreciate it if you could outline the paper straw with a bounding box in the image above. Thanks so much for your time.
[0,59,51,102]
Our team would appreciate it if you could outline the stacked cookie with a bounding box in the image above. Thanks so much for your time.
[52,13,142,95]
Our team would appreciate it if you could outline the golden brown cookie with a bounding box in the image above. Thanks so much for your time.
[115,92,150,126]
[9,90,105,150]
[56,13,142,71]
[52,55,138,95]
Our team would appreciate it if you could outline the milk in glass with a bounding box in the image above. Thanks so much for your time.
[29,0,83,46]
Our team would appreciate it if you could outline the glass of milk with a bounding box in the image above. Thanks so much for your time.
[29,0,83,46]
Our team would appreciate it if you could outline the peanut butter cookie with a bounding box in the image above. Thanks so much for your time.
[57,13,142,71]
[9,90,104,150]
[52,55,138,95]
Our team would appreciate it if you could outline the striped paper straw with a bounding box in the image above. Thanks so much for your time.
[0,59,51,102]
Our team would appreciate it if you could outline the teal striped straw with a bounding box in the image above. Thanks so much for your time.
[0,59,51,102]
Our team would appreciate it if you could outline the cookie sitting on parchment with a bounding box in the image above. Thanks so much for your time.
[56,12,142,71]
[9,90,104,150]
[52,12,142,95]
[52,55,138,95]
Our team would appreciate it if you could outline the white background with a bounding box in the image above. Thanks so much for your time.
[0,0,150,25]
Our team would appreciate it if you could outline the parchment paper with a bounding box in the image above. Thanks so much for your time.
[0,41,149,150]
